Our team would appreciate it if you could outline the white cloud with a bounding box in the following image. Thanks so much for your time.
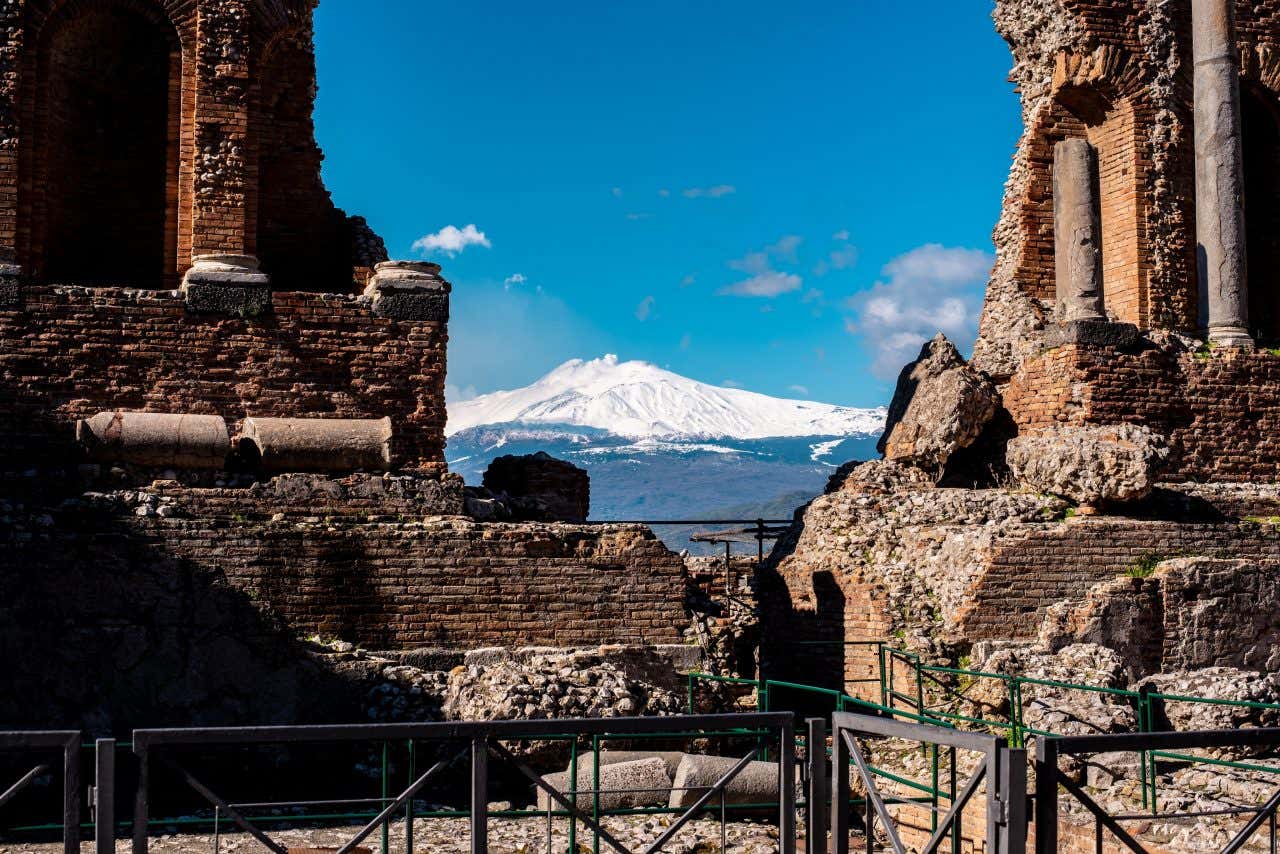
[680,274,696,287]
[635,295,655,321]
[682,184,736,199]
[721,379,743,388]
[845,243,992,378]
[611,187,624,198]
[720,271,802,298]
[829,245,858,271]
[789,384,810,396]
[832,229,851,241]
[503,273,526,289]
[412,224,491,257]
[719,236,804,298]
[659,188,671,198]
[802,288,825,304]
[445,383,479,404]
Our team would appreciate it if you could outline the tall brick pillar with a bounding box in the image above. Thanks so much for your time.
[184,0,269,304]
[0,9,22,306]
[1193,0,1252,347]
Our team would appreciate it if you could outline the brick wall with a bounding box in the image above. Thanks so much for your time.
[0,285,449,472]
[962,517,1280,641]
[1005,343,1280,482]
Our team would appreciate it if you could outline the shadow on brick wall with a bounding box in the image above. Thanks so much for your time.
[0,505,368,735]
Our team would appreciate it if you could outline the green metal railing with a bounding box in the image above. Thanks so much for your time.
[689,642,1280,821]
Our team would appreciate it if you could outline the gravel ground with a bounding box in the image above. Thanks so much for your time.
[0,814,826,853]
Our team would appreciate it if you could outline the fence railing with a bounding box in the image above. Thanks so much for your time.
[0,731,80,854]
[1036,728,1280,854]
[693,640,1280,822]
[124,713,797,854]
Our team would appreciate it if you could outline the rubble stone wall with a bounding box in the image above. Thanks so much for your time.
[1005,343,1280,481]
[0,286,449,472]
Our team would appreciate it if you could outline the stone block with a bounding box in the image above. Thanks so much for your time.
[483,452,590,522]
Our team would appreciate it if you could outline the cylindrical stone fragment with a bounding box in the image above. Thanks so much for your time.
[76,412,230,469]
[1193,0,1253,346]
[668,754,789,808]
[537,757,672,811]
[1053,138,1107,323]
[238,417,393,473]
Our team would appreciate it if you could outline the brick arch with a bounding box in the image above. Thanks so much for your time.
[18,0,194,286]
[1018,52,1164,328]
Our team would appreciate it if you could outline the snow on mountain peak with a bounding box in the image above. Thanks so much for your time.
[446,355,886,440]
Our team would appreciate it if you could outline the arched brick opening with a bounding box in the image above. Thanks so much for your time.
[1022,84,1151,327]
[1243,83,1280,344]
[29,1,181,287]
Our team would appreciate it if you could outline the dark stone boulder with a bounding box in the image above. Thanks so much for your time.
[482,452,590,523]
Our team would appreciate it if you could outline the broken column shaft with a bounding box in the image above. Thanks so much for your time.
[1053,138,1107,323]
[1193,0,1253,346]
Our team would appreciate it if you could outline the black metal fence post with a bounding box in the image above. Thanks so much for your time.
[61,733,79,854]
[806,718,827,854]
[132,745,149,854]
[779,715,796,852]
[830,719,850,854]
[1033,738,1058,854]
[470,736,487,853]
[95,738,115,854]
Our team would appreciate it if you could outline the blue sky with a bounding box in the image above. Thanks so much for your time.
[313,2,1019,409]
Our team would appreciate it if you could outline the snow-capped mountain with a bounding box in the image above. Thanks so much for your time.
[446,356,886,548]
[447,355,885,440]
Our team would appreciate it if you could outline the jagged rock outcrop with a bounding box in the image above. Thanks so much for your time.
[1006,423,1170,505]
[877,335,1000,474]
[1137,668,1280,757]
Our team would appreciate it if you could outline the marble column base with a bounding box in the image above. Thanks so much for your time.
[362,261,451,321]
[181,254,271,316]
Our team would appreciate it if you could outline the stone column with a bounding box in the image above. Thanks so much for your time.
[1193,0,1252,346]
[1053,139,1107,323]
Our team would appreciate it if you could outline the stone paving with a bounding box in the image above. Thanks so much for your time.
[2,815,814,853]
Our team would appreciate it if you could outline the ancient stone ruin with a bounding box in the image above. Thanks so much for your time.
[0,0,722,734]
[759,0,1280,847]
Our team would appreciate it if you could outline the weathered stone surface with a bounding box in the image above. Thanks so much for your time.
[668,754,786,809]
[1006,423,1169,504]
[362,261,451,321]
[1193,0,1252,347]
[482,451,591,522]
[441,647,683,725]
[973,643,1137,736]
[1053,138,1106,323]
[537,757,672,811]
[1138,668,1280,757]
[877,334,1000,473]
[1039,557,1280,676]
[239,417,394,473]
[77,411,230,470]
